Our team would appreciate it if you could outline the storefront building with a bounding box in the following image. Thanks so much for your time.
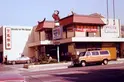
[0,26,33,63]
[0,14,124,64]
[29,13,124,63]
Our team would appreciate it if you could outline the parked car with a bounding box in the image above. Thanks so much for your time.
[72,50,111,66]
[8,56,31,65]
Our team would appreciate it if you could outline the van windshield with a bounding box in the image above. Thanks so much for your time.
[79,52,86,56]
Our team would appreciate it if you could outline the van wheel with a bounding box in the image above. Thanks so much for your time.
[81,61,86,67]
[12,61,16,65]
[103,59,108,65]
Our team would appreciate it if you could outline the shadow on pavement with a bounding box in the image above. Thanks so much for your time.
[53,68,124,82]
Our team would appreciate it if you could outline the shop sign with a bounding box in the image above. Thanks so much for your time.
[11,28,31,31]
[76,26,97,32]
[5,28,12,50]
[104,25,117,33]
[52,27,63,40]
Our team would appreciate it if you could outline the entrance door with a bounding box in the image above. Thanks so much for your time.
[46,45,57,59]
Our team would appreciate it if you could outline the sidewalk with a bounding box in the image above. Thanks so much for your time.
[21,58,124,72]
[108,58,124,64]
[22,62,71,72]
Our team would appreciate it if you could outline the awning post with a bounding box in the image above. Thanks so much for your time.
[57,45,60,62]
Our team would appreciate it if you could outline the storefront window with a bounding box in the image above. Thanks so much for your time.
[45,30,52,40]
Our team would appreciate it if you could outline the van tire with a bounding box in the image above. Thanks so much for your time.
[103,59,108,65]
[81,61,86,67]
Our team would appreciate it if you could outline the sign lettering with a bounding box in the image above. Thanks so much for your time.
[5,28,12,50]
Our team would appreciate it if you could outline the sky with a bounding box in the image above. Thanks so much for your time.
[0,0,123,26]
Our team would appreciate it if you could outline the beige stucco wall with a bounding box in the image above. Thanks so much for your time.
[0,27,3,36]
[32,26,47,41]
[67,26,75,38]
[0,44,3,52]
[28,47,35,57]
[75,32,86,37]
[33,27,40,42]
[40,31,45,41]
[0,27,3,52]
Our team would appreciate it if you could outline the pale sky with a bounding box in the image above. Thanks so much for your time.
[0,0,123,26]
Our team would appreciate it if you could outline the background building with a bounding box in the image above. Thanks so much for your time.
[121,25,124,38]
[0,26,33,63]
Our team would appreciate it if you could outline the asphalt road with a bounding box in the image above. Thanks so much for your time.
[20,63,124,82]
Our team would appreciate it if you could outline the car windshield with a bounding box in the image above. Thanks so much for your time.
[79,52,86,56]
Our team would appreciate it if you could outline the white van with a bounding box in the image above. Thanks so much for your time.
[72,50,111,66]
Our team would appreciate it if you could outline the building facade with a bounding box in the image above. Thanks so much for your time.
[28,13,124,63]
[0,26,33,63]
[0,13,124,64]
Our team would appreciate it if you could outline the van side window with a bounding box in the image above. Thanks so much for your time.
[100,51,109,55]
[92,51,99,55]
[85,52,91,56]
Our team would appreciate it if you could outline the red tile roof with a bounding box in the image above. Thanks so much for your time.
[35,13,105,31]
[35,21,54,31]
[60,14,105,26]
[89,13,105,18]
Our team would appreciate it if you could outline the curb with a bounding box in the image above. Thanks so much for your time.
[22,60,124,72]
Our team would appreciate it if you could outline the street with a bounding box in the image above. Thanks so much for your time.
[1,63,124,82]
[19,63,124,82]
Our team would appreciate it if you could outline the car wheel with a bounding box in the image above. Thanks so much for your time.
[12,61,16,65]
[81,61,86,67]
[27,60,30,64]
[103,59,108,65]
[71,62,74,66]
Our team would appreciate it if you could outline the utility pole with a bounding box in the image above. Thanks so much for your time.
[106,0,109,24]
[113,0,115,25]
